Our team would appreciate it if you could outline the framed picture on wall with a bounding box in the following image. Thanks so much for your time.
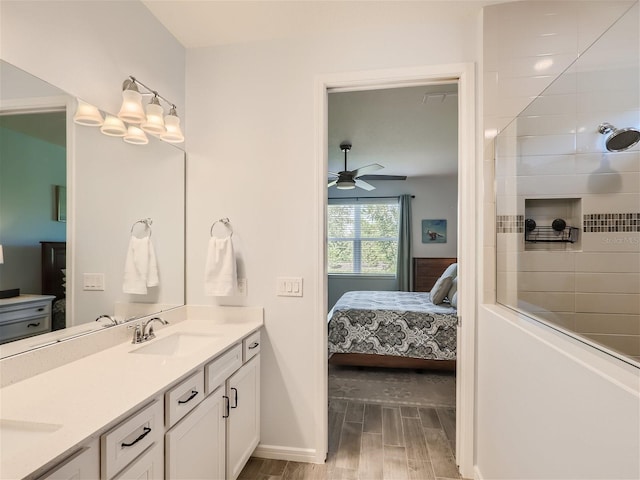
[422,219,446,243]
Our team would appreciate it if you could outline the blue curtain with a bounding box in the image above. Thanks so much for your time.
[397,194,412,291]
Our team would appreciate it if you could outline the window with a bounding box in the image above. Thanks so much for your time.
[327,198,399,275]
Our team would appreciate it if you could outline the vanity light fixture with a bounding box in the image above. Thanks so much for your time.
[100,115,127,137]
[118,78,146,124]
[123,125,149,145]
[74,76,184,144]
[160,106,185,143]
[0,245,3,264]
[141,95,166,135]
[73,100,104,126]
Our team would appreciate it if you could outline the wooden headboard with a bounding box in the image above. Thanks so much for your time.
[413,257,457,292]
[41,241,66,300]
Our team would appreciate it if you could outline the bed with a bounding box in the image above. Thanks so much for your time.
[328,289,458,371]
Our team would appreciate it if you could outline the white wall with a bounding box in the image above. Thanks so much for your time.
[478,2,640,479]
[186,11,477,459]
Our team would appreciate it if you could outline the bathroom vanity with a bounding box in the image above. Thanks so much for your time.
[0,306,263,480]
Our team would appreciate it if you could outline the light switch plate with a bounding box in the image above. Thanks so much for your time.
[83,273,105,291]
[276,277,303,297]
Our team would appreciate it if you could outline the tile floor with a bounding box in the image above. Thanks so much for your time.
[239,398,462,479]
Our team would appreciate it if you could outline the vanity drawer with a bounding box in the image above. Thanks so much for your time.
[165,370,205,428]
[101,399,163,480]
[205,343,242,394]
[243,330,261,362]
[0,314,51,342]
[0,301,51,322]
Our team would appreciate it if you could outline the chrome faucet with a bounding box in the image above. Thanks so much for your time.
[95,314,118,326]
[141,317,169,341]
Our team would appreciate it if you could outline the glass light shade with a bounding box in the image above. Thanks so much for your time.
[73,101,104,126]
[160,114,184,143]
[141,102,166,134]
[336,180,356,190]
[118,89,146,124]
[100,115,127,137]
[123,126,149,145]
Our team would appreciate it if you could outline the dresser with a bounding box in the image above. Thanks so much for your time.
[413,257,457,292]
[0,295,55,345]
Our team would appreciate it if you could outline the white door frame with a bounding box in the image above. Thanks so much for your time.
[314,63,477,478]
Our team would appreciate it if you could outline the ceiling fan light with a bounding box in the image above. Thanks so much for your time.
[336,179,356,190]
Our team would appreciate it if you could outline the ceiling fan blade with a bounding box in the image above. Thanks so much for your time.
[358,174,407,181]
[328,171,340,177]
[351,163,383,177]
[328,179,337,188]
[355,179,376,191]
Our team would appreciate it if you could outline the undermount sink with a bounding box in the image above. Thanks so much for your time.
[129,333,220,357]
[0,420,62,458]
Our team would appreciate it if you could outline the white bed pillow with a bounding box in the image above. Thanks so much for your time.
[447,277,458,303]
[450,291,458,308]
[430,263,457,305]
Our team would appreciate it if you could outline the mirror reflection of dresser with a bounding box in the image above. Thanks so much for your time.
[0,295,55,344]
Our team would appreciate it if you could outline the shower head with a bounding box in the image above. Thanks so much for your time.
[598,122,640,152]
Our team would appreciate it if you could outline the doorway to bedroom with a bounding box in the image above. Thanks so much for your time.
[325,82,460,477]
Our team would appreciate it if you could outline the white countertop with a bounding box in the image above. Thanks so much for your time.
[0,309,263,479]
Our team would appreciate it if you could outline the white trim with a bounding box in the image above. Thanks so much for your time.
[253,444,319,463]
[0,95,68,114]
[314,63,477,477]
[474,465,485,480]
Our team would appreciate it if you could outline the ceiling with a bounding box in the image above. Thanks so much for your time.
[142,0,498,49]
[329,83,459,178]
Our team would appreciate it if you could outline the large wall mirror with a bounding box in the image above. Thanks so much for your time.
[0,60,185,358]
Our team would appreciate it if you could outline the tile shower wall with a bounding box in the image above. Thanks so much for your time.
[493,2,640,361]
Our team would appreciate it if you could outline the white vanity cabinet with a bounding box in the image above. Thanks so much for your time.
[165,386,227,479]
[226,354,260,480]
[38,440,99,480]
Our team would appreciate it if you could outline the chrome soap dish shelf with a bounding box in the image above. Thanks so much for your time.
[524,218,579,243]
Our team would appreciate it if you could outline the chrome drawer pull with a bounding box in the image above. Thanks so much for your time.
[27,322,41,328]
[178,390,199,404]
[121,427,151,448]
[248,342,259,349]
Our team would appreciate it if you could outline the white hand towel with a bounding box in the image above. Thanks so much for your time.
[123,236,159,294]
[204,236,237,296]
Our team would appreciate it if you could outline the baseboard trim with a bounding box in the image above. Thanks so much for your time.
[253,444,323,464]
[474,465,484,480]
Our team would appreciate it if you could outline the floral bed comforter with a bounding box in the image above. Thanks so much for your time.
[328,291,457,360]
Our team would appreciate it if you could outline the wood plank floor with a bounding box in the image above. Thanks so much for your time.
[239,399,463,480]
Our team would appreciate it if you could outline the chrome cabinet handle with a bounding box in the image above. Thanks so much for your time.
[223,396,230,418]
[248,342,259,349]
[121,427,151,448]
[27,322,41,328]
[231,387,238,408]
[178,390,199,404]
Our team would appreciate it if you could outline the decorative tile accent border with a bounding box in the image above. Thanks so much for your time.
[583,213,640,232]
[496,214,524,233]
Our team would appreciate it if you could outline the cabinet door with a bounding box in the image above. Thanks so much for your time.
[38,440,99,480]
[165,385,226,480]
[113,443,163,480]
[227,355,260,480]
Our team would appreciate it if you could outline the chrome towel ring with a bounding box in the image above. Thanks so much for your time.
[210,218,233,237]
[131,218,153,237]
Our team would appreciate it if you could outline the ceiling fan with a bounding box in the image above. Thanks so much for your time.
[328,142,407,191]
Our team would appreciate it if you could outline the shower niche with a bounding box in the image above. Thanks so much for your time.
[523,198,581,251]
